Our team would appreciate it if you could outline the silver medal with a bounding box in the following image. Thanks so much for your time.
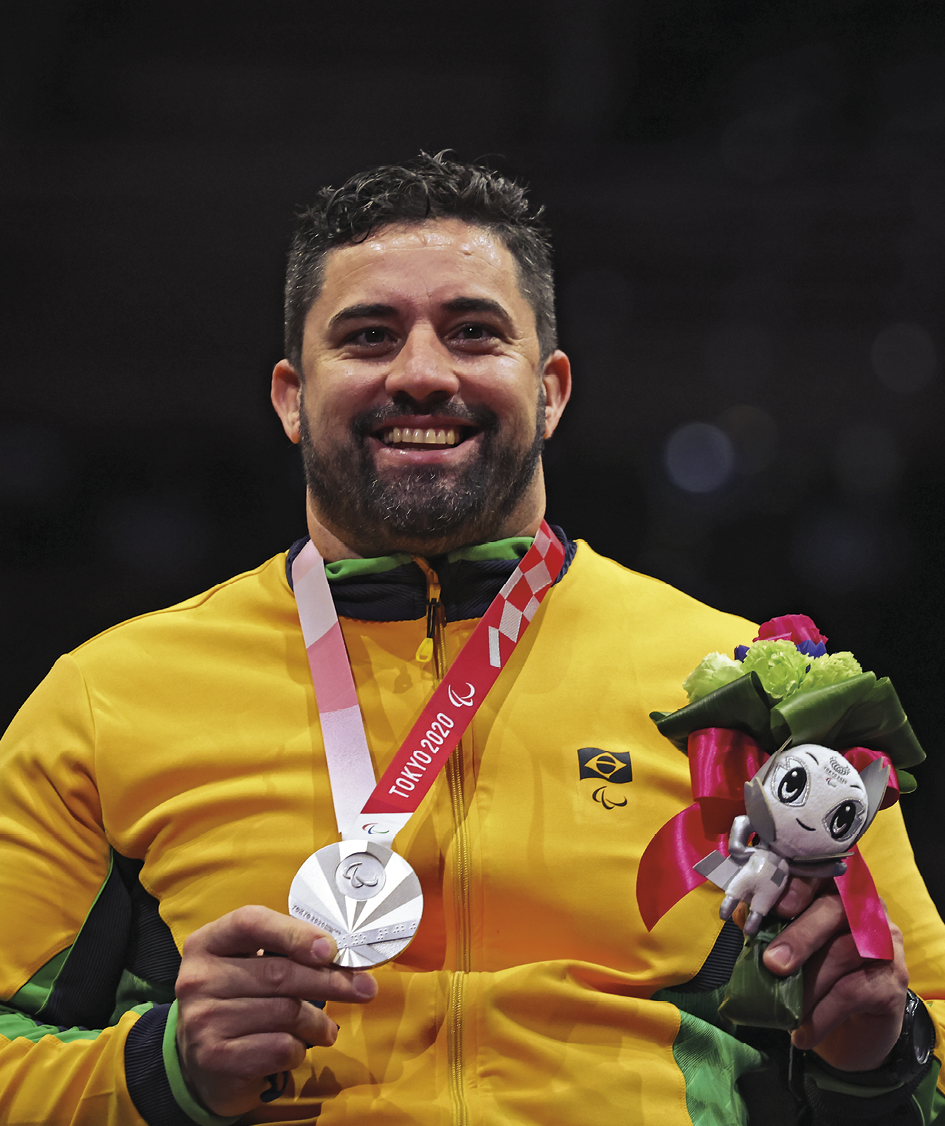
[289,840,423,968]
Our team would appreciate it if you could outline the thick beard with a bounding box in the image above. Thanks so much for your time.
[299,397,546,556]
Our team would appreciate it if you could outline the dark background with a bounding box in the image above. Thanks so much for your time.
[2,2,943,903]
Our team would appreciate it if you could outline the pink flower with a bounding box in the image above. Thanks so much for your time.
[754,614,828,647]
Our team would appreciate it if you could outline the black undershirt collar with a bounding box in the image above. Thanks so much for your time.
[284,526,575,623]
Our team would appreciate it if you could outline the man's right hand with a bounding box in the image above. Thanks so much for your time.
[175,905,378,1117]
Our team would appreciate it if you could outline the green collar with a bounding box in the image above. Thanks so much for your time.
[324,535,534,582]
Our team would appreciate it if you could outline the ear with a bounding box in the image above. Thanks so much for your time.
[540,350,572,439]
[858,758,891,834]
[271,359,302,445]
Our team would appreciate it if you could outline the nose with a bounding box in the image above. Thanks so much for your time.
[384,326,460,404]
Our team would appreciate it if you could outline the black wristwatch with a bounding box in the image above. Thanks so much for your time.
[882,990,936,1086]
[813,990,935,1089]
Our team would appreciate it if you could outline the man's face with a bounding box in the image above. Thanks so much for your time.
[274,218,569,556]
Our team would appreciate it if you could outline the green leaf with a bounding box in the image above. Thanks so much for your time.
[834,678,926,770]
[896,769,917,794]
[651,673,776,753]
[718,919,803,1030]
[769,673,877,748]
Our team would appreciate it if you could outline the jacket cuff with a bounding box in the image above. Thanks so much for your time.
[124,1001,241,1126]
[802,991,936,1121]
[803,1053,933,1122]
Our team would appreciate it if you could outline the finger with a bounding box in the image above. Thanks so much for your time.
[791,957,908,1060]
[191,1029,311,1095]
[774,875,824,919]
[763,891,848,976]
[177,951,377,1006]
[298,999,340,1048]
[232,954,375,1003]
[186,904,338,966]
[178,1019,317,1117]
[176,992,343,1116]
[184,994,340,1046]
[798,932,865,1012]
[245,998,339,1047]
[254,949,377,1004]
[797,921,907,1044]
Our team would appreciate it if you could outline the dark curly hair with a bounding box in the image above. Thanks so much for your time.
[284,152,557,369]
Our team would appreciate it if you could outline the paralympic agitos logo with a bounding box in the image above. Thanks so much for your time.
[447,682,475,708]
[577,747,633,809]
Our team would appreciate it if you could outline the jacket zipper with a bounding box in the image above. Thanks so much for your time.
[413,558,471,1126]
[414,567,440,665]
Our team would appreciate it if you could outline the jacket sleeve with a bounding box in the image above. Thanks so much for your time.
[0,657,235,1126]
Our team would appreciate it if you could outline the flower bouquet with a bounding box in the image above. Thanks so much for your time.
[637,614,925,1029]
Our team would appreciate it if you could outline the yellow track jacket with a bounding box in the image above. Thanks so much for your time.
[1,537,944,1125]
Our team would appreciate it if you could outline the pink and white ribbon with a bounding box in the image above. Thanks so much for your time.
[292,523,565,843]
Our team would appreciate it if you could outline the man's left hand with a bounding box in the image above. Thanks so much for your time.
[762,881,909,1072]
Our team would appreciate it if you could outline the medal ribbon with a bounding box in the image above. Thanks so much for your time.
[292,521,565,843]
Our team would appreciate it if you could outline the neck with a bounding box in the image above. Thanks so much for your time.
[304,499,364,561]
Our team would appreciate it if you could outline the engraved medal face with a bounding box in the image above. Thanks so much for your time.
[288,840,423,968]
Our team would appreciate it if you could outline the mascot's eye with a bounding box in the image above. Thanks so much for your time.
[777,766,808,804]
[828,800,861,841]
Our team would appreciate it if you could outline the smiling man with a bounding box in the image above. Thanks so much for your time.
[0,155,943,1126]
[271,216,570,557]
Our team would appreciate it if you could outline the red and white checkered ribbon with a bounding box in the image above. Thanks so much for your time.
[292,522,565,843]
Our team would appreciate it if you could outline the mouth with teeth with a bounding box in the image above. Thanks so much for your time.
[376,424,474,450]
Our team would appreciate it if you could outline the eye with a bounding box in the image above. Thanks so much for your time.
[349,327,391,347]
[452,323,500,346]
[777,766,808,805]
[827,800,862,841]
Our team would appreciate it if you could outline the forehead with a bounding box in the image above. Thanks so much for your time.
[772,748,865,789]
[310,218,530,322]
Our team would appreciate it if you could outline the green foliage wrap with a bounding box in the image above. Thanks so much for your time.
[718,919,804,1031]
[651,670,925,787]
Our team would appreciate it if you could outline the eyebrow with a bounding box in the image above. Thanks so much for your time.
[442,296,513,323]
[327,296,514,331]
[328,303,398,329]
